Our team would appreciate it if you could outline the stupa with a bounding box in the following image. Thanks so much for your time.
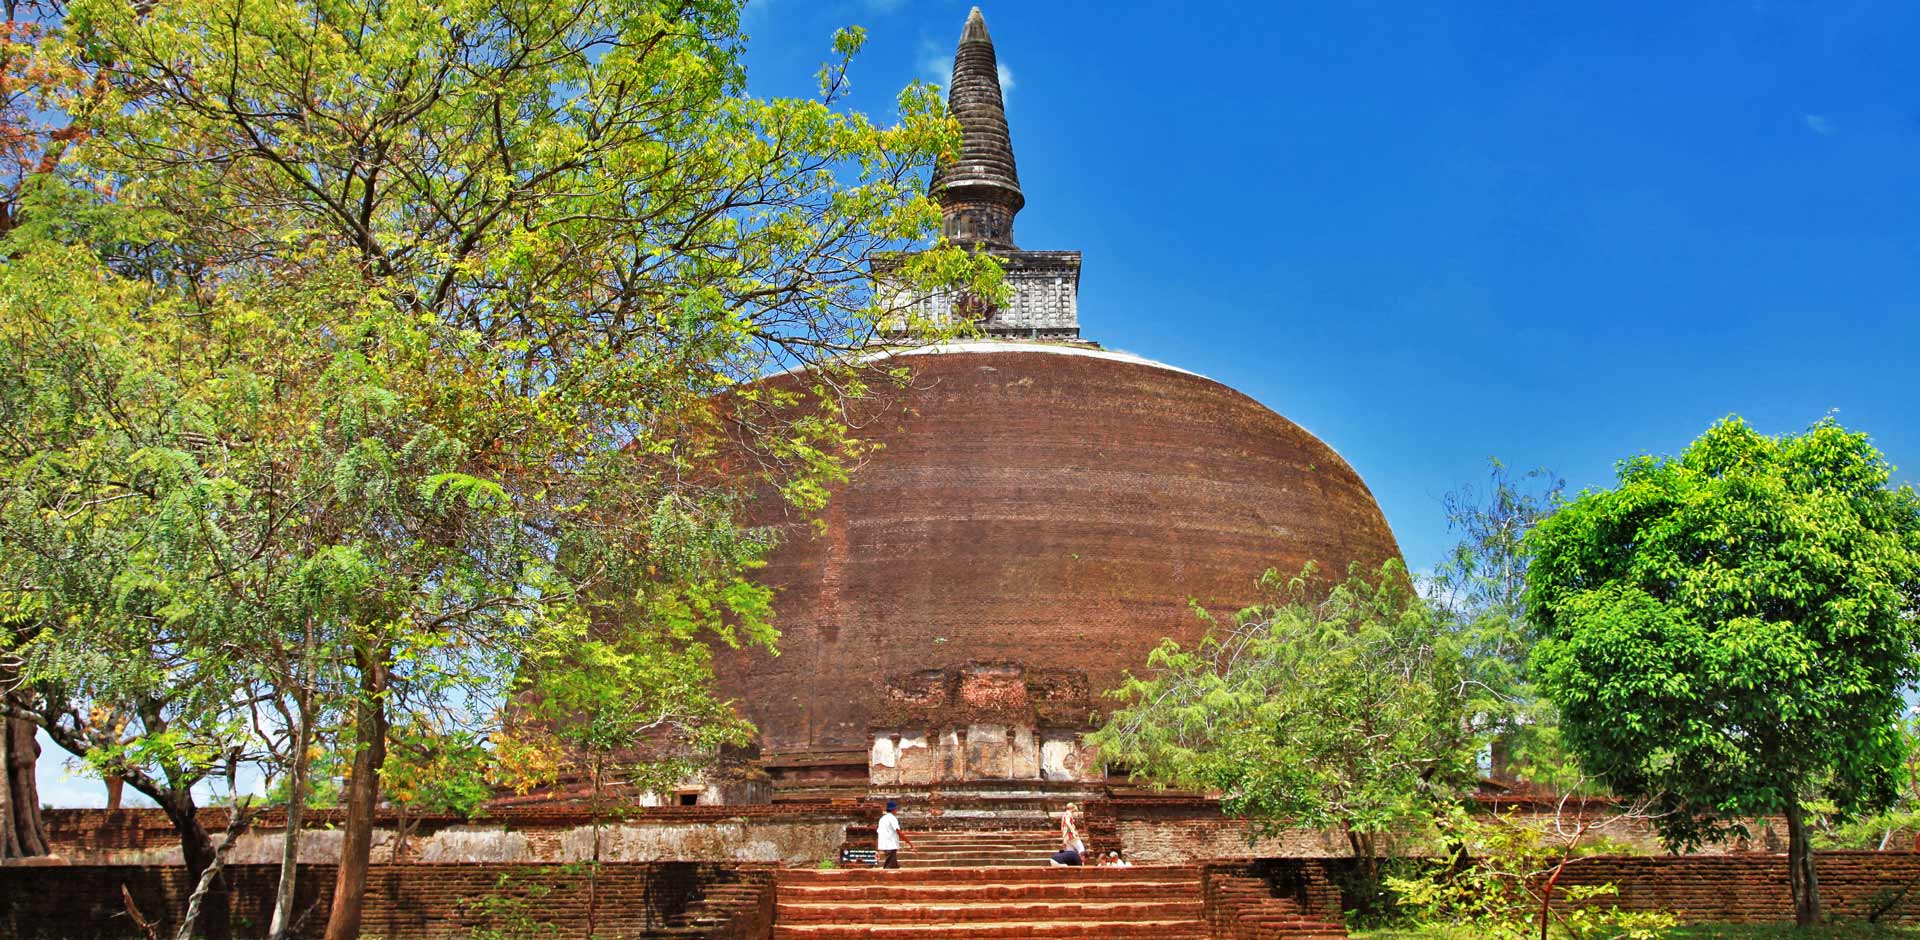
[709,7,1402,798]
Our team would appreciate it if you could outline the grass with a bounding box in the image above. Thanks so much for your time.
[1353,924,1920,940]
[1668,927,1920,940]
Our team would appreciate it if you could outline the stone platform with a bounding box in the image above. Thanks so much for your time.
[775,865,1212,940]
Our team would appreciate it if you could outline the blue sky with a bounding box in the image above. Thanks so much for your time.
[745,0,1919,570]
[35,0,1919,807]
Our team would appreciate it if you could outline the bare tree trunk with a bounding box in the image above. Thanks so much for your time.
[176,801,254,940]
[588,757,602,940]
[1,712,50,858]
[1785,799,1822,929]
[323,646,389,940]
[0,719,16,858]
[268,704,314,940]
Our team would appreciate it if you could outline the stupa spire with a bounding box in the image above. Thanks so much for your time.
[931,6,1024,249]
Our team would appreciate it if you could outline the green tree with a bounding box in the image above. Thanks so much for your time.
[1429,460,1576,787]
[1526,416,1920,928]
[1091,561,1481,891]
[1,2,996,939]
[0,244,266,939]
[497,618,760,938]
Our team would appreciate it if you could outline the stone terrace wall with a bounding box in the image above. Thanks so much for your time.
[1199,853,1920,929]
[0,861,776,940]
[1112,797,1784,862]
[41,805,856,867]
[1554,852,1920,924]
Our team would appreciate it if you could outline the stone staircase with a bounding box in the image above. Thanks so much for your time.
[774,865,1209,939]
[1202,866,1350,940]
[894,827,1064,867]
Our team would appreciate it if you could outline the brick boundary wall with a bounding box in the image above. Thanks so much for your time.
[1548,852,1920,925]
[1193,853,1920,935]
[41,805,862,857]
[0,861,776,940]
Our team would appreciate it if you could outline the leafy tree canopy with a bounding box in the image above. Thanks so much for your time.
[0,0,998,934]
[1090,561,1482,864]
[1429,460,1575,787]
[1526,415,1920,926]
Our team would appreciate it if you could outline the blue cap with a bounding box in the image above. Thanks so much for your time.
[886,800,898,811]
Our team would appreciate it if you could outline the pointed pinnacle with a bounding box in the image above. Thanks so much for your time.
[962,6,990,42]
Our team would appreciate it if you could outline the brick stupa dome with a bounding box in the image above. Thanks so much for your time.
[708,10,1401,787]
[712,342,1403,763]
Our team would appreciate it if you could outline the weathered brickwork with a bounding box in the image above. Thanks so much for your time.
[0,861,775,940]
[1550,853,1920,924]
[1203,861,1349,939]
[1193,854,1920,932]
[928,8,1022,250]
[37,806,855,867]
[714,346,1404,762]
[1113,797,1783,862]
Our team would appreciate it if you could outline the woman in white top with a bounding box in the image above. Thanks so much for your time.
[1050,802,1085,866]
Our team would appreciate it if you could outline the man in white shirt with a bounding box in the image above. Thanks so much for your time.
[876,800,913,869]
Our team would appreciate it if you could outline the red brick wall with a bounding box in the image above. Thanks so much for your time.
[38,805,859,865]
[714,349,1405,755]
[0,861,775,940]
[1195,853,1920,933]
[1112,797,1773,862]
[1551,852,1920,924]
[1202,861,1348,939]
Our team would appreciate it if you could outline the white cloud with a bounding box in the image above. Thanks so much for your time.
[921,50,952,86]
[997,63,1015,94]
[1803,113,1835,136]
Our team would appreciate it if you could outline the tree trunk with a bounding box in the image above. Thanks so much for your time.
[588,757,602,940]
[323,646,389,940]
[268,704,314,940]
[158,789,231,940]
[176,801,253,940]
[1785,799,1822,928]
[1,713,51,858]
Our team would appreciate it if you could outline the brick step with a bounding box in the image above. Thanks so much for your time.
[908,831,1058,842]
[780,866,1198,886]
[1227,920,1347,938]
[897,845,1059,854]
[901,856,1057,867]
[778,900,1202,924]
[903,840,1059,848]
[772,921,1205,940]
[873,784,1104,799]
[780,880,1200,903]
[897,843,1060,854]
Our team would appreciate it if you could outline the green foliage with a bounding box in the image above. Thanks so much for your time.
[383,724,494,818]
[1359,928,1920,940]
[457,866,587,940]
[0,0,1001,925]
[1814,710,1920,851]
[1090,561,1481,863]
[1666,927,1920,940]
[1526,416,1920,851]
[1387,808,1677,940]
[1429,460,1580,788]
